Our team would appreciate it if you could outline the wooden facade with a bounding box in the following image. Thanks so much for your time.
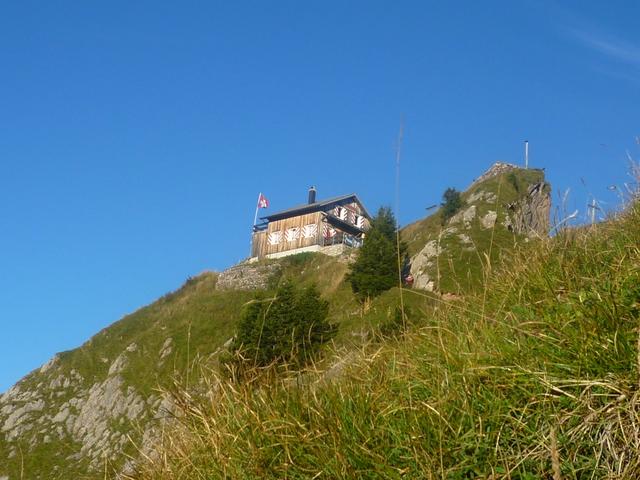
[252,193,370,259]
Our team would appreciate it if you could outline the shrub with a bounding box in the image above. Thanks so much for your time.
[229,280,336,369]
[347,207,407,302]
[440,187,463,224]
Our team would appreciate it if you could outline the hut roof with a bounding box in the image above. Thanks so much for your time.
[261,194,371,222]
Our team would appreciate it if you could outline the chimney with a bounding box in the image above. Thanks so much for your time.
[308,186,317,204]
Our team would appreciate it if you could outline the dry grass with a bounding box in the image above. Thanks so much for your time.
[127,197,640,479]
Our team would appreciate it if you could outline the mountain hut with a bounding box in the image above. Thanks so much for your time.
[251,187,371,259]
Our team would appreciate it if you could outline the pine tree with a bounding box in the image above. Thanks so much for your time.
[347,207,406,302]
[292,284,334,363]
[230,280,335,368]
[233,293,268,364]
[441,187,463,224]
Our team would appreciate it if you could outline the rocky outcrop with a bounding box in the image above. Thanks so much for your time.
[216,263,282,290]
[504,182,550,238]
[481,210,497,229]
[469,161,518,188]
[449,205,477,226]
[408,163,550,293]
[0,341,171,476]
[409,239,440,291]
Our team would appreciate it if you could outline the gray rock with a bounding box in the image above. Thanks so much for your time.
[39,354,60,374]
[467,190,486,203]
[504,182,550,238]
[159,338,173,360]
[448,209,464,224]
[449,205,476,226]
[216,263,281,291]
[52,406,71,424]
[462,205,477,224]
[1,398,45,434]
[469,162,518,189]
[410,240,442,291]
[415,276,436,291]
[108,353,128,376]
[458,233,472,244]
[481,211,497,229]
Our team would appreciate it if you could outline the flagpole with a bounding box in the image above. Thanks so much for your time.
[249,193,261,258]
[253,192,261,227]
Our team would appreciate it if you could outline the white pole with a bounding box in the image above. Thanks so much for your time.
[525,140,529,169]
[253,192,261,227]
[250,193,261,258]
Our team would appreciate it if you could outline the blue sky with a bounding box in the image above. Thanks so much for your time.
[1,1,639,392]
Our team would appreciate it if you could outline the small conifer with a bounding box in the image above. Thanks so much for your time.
[231,280,335,368]
[440,187,463,224]
[347,207,407,302]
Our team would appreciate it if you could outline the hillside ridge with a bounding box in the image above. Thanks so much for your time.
[403,162,549,292]
[131,199,640,479]
[0,163,549,479]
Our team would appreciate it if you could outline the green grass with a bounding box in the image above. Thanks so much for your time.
[130,200,640,479]
[402,168,547,294]
[0,167,585,479]
[53,272,259,395]
[0,273,265,478]
[0,250,434,479]
[0,435,89,480]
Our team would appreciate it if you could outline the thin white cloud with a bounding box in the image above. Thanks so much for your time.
[569,28,640,67]
[590,64,640,87]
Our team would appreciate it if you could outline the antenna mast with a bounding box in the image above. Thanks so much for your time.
[524,140,529,169]
[394,118,405,327]
[589,198,597,225]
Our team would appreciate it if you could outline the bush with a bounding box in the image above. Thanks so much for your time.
[229,280,336,369]
[440,187,463,224]
[347,207,407,302]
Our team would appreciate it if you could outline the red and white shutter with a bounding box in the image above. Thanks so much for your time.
[323,224,336,238]
[268,231,282,245]
[302,224,318,239]
[285,227,300,242]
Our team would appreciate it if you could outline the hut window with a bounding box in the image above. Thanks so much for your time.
[302,224,317,238]
[285,227,300,242]
[356,215,365,229]
[268,231,282,245]
[323,224,336,238]
[334,206,347,221]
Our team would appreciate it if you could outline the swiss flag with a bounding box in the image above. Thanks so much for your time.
[257,193,269,209]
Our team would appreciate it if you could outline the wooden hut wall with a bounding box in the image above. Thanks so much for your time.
[332,201,371,231]
[251,230,268,258]
[262,211,323,256]
[251,199,371,259]
[350,201,371,230]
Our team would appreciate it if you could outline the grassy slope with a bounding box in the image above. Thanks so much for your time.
[0,168,547,478]
[402,168,547,293]
[132,202,640,479]
[0,255,432,478]
[0,273,258,479]
[60,273,255,395]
